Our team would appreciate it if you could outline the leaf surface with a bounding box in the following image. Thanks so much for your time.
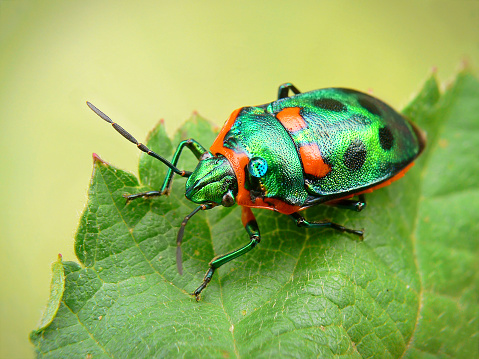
[31,73,479,358]
[33,255,66,332]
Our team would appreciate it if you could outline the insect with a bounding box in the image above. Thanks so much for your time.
[87,83,425,300]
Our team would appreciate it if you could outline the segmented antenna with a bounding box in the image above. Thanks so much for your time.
[176,204,215,274]
[86,101,191,177]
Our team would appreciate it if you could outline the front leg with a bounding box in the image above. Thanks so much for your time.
[193,207,261,300]
[124,138,210,201]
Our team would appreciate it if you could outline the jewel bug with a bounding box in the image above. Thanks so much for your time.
[87,83,426,300]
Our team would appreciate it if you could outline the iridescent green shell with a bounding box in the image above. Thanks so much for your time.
[219,88,425,209]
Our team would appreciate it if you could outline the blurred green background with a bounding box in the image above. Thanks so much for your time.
[1,1,478,358]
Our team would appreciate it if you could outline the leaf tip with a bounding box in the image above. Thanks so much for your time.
[459,57,472,72]
[144,119,168,144]
[92,153,108,165]
[188,111,207,123]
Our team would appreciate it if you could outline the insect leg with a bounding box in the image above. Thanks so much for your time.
[277,83,301,99]
[290,212,363,237]
[124,138,206,200]
[160,139,210,195]
[193,207,260,300]
[325,194,366,212]
[124,139,210,200]
[124,190,163,201]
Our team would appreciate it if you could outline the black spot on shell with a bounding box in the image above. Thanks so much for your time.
[358,97,381,116]
[378,126,394,150]
[314,98,347,112]
[344,139,367,171]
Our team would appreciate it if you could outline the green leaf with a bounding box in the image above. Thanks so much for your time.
[32,255,66,333]
[31,74,479,358]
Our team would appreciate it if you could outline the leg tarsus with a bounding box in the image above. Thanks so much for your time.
[328,222,364,238]
[193,267,215,301]
[290,212,363,238]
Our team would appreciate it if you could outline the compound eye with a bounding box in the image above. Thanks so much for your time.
[221,191,235,207]
[247,157,268,178]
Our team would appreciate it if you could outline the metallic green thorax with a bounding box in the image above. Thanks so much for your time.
[217,88,424,208]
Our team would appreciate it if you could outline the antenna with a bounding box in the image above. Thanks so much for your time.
[86,101,191,177]
[176,204,215,274]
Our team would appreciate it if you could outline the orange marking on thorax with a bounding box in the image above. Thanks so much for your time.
[276,107,307,132]
[210,107,301,215]
[299,144,331,178]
